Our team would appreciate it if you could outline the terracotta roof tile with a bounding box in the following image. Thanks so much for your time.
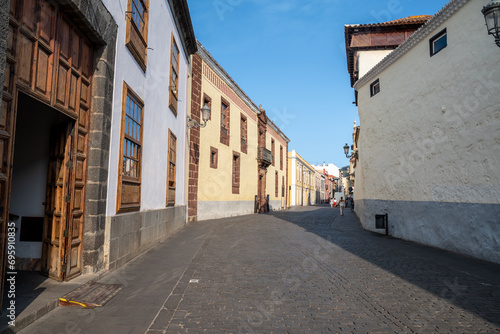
[347,15,433,28]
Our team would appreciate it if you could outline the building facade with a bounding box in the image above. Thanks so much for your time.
[349,120,360,196]
[102,0,196,271]
[352,0,500,263]
[0,0,118,307]
[187,42,289,221]
[288,150,317,206]
[345,15,432,95]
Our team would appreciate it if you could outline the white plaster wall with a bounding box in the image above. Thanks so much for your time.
[10,113,50,259]
[357,50,393,79]
[104,0,189,216]
[312,163,340,178]
[197,201,254,221]
[355,0,500,263]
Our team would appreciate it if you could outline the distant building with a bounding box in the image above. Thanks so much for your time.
[312,163,341,178]
[317,169,336,203]
[349,121,360,195]
[288,151,317,206]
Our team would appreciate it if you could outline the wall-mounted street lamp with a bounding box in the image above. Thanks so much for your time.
[343,143,358,159]
[187,103,211,129]
[482,0,500,47]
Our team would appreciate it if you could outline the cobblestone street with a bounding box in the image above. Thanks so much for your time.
[18,205,500,334]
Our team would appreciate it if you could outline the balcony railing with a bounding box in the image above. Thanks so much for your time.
[257,147,272,167]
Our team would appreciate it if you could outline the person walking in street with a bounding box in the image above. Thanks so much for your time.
[339,197,345,216]
[330,197,334,208]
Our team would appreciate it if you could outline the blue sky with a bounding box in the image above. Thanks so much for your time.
[187,0,449,168]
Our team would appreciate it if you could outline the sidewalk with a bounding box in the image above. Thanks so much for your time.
[1,218,219,333]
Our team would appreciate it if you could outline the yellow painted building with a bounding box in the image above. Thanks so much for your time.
[288,150,317,206]
[187,42,289,220]
[265,118,289,211]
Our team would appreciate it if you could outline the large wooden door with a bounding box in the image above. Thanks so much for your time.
[41,122,73,280]
[41,120,83,281]
[1,0,91,286]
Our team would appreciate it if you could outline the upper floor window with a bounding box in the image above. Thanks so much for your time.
[430,29,447,56]
[240,114,247,154]
[169,36,180,115]
[280,146,283,170]
[220,98,230,145]
[271,139,275,166]
[126,0,149,71]
[131,0,146,34]
[370,79,380,97]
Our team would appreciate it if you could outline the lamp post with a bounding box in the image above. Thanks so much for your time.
[343,143,358,159]
[482,0,500,47]
[187,103,211,129]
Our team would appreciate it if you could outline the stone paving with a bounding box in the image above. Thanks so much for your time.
[16,205,500,334]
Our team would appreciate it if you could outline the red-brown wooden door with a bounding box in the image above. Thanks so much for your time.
[41,122,73,280]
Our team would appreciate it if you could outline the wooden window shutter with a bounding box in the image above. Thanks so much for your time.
[125,0,149,71]
[168,35,180,115]
[117,83,144,213]
[167,130,177,206]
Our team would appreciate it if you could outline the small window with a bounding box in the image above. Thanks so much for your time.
[430,29,447,56]
[210,146,218,169]
[232,152,240,194]
[370,79,380,97]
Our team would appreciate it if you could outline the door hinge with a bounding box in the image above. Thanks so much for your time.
[66,160,73,169]
[63,229,69,237]
[65,195,71,203]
